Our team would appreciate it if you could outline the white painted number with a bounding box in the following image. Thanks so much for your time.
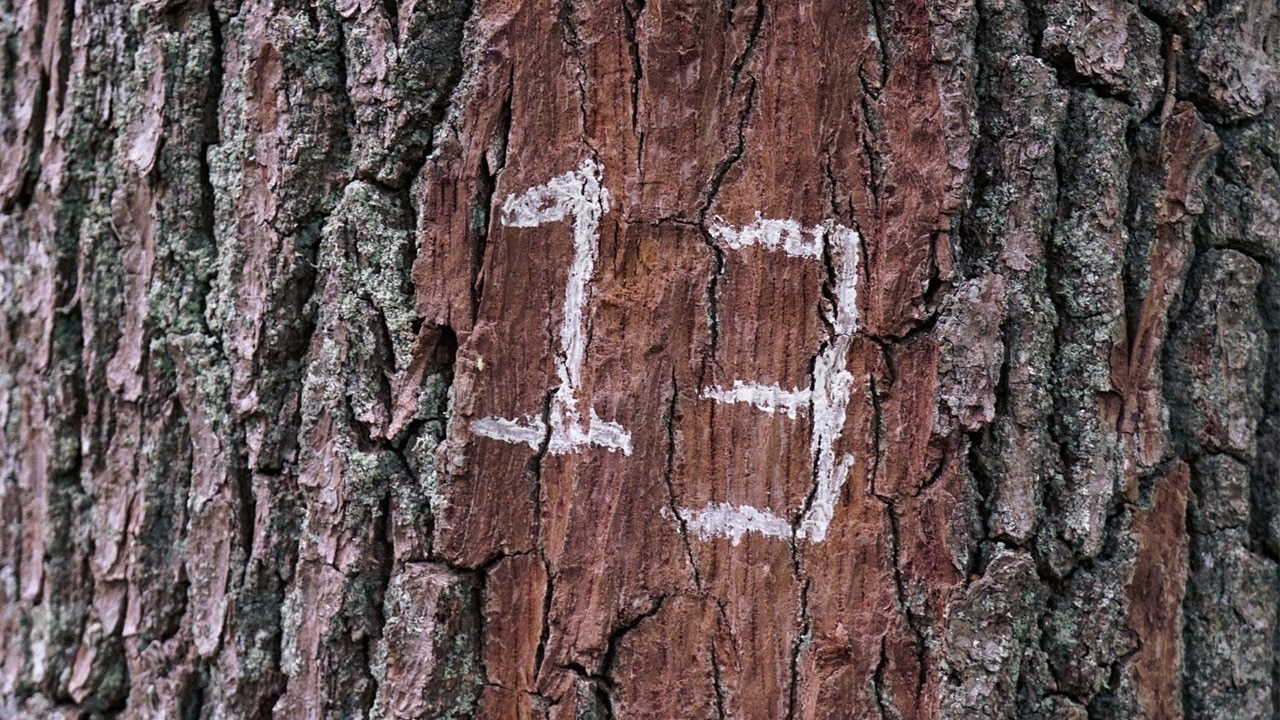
[678,214,861,545]
[470,159,633,456]
[472,163,863,546]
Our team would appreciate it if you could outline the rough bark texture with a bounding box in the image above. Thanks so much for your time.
[0,0,1277,717]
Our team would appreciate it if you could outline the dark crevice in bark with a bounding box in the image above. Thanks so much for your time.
[1252,268,1280,564]
[1026,18,1143,107]
[604,594,666,663]
[727,0,763,90]
[254,594,289,719]
[866,342,889,503]
[592,593,667,711]
[7,69,45,213]
[857,89,885,224]
[690,0,762,386]
[866,312,940,357]
[181,663,206,720]
[380,0,400,43]
[620,0,644,133]
[234,461,256,572]
[887,503,929,707]
[858,0,896,257]
[374,481,396,584]
[51,0,72,122]
[332,16,354,136]
[709,638,729,720]
[302,0,323,35]
[862,333,915,718]
[698,242,726,389]
[200,1,225,259]
[534,551,554,680]
[785,577,810,720]
[354,174,411,198]
[563,662,616,719]
[529,383,554,527]
[470,148,496,321]
[701,123,754,213]
[1,0,51,214]
[525,385,556,684]
[556,0,600,160]
[864,0,891,92]
[464,563,492,707]
[696,75,756,387]
[814,221,845,341]
[467,91,509,320]
[1088,647,1140,717]
[660,369,701,590]
[266,217,324,462]
[872,634,893,720]
[819,146,843,220]
[914,440,956,502]
[968,293,1011,547]
[922,233,953,312]
[517,550,547,702]
[1155,27,1184,127]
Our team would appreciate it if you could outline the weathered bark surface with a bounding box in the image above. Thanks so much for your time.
[0,0,1277,717]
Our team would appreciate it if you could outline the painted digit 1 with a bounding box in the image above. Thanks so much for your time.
[470,158,633,456]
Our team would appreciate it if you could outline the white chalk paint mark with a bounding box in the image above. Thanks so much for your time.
[470,415,546,451]
[701,380,812,420]
[670,503,794,546]
[470,159,633,456]
[707,213,824,259]
[682,219,860,543]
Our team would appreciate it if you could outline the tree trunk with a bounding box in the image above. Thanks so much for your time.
[0,0,1277,716]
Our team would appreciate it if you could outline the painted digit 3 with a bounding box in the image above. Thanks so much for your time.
[676,215,861,545]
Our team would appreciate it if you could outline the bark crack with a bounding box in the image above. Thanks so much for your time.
[469,92,509,319]
[873,633,893,720]
[556,0,601,160]
[710,635,729,720]
[696,75,757,386]
[786,577,811,720]
[621,0,645,133]
[660,369,702,590]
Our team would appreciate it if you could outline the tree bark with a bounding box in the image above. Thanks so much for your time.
[0,0,1277,717]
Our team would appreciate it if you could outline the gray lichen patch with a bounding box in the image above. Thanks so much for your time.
[1046,91,1131,559]
[1166,248,1266,460]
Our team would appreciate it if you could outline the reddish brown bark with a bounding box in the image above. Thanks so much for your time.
[1,0,1278,717]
